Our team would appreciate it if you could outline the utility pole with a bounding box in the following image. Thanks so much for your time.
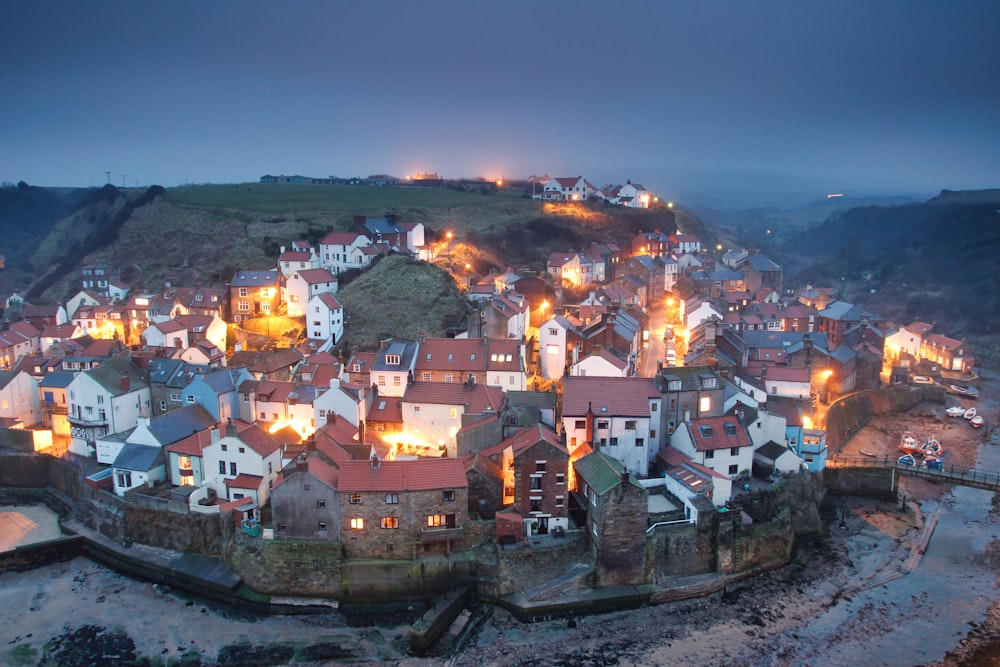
[121,174,127,188]
[104,171,112,185]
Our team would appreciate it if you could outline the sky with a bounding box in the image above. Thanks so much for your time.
[3,1,999,204]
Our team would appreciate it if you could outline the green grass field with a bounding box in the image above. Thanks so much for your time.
[164,183,526,213]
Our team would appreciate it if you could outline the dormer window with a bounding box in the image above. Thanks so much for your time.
[386,354,400,365]
[723,422,737,435]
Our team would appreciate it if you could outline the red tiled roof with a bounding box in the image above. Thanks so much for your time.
[368,395,403,422]
[336,458,468,492]
[689,415,752,452]
[256,380,294,403]
[561,376,659,417]
[299,268,337,284]
[762,366,809,382]
[402,382,505,412]
[479,423,564,459]
[225,473,264,490]
[279,251,312,262]
[321,231,366,245]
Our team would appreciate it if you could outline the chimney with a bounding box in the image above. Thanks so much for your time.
[620,468,628,483]
[120,376,130,392]
[585,401,594,445]
[327,411,337,424]
[210,427,219,442]
[296,453,308,473]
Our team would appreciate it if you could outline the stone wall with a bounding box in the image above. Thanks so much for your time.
[496,535,590,597]
[787,471,826,537]
[0,450,50,487]
[596,481,651,588]
[822,466,897,500]
[717,516,793,575]
[123,502,225,555]
[825,385,942,453]
[652,514,717,578]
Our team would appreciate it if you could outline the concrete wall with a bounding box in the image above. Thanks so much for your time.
[825,385,942,453]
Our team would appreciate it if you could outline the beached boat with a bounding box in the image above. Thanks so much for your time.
[971,415,984,428]
[924,456,944,471]
[859,449,878,458]
[946,406,966,418]
[898,454,917,466]
[964,407,977,420]
[921,439,943,457]
[949,385,980,399]
[900,431,921,454]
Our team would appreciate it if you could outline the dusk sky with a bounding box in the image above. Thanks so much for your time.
[3,1,999,203]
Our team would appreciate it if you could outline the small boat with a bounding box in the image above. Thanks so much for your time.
[898,454,917,466]
[924,456,944,471]
[964,407,977,420]
[859,449,878,458]
[921,439,943,457]
[946,406,966,418]
[900,431,921,454]
[971,415,985,428]
[950,385,980,399]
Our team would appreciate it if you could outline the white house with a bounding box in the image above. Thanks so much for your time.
[684,299,724,332]
[285,268,337,317]
[618,182,651,208]
[539,315,574,380]
[540,176,588,201]
[401,382,506,458]
[201,420,283,505]
[66,357,151,457]
[314,378,365,428]
[111,443,165,496]
[571,350,629,378]
[669,415,754,505]
[306,292,344,349]
[0,369,40,427]
[319,231,374,275]
[560,376,663,476]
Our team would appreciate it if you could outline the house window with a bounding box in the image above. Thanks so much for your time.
[159,400,166,411]
[393,376,401,387]
[575,420,586,429]
[625,420,637,430]
[413,406,420,416]
[444,373,454,383]
[221,444,228,451]
[385,354,400,365]
[530,477,542,490]
[278,523,286,531]
[706,450,715,459]
[385,493,399,504]
[218,461,226,474]
[556,473,565,485]
[316,500,326,509]
[548,328,558,336]
[238,288,247,297]
[597,420,609,430]
[450,407,457,419]
[555,495,565,507]
[304,484,310,491]
[442,490,455,502]
[238,301,249,312]
[530,499,541,512]
[349,518,364,530]
[636,438,644,447]
[650,430,657,439]
[186,395,195,404]
[610,438,618,446]
[229,462,237,475]
[651,403,658,411]
[427,514,453,528]
[170,393,181,402]
[730,447,740,456]
[381,517,398,529]
[699,396,711,413]
[97,395,104,404]
[536,461,546,473]
[422,372,431,381]
[350,494,362,504]
[378,375,385,387]
[728,464,739,475]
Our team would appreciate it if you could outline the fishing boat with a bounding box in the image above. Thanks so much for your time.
[899,431,921,454]
[859,449,878,458]
[964,407,977,420]
[971,415,985,428]
[921,439,943,457]
[949,385,980,399]
[924,456,944,471]
[946,406,966,418]
[898,453,917,466]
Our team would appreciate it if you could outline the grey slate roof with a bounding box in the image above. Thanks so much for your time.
[39,372,75,389]
[87,356,149,395]
[113,442,164,472]
[748,255,781,272]
[147,404,216,445]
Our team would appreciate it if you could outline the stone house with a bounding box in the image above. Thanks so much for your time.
[336,458,468,559]
[271,454,341,541]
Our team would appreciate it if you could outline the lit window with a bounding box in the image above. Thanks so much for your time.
[350,517,364,530]
[380,517,398,529]
[350,494,362,504]
[699,396,711,413]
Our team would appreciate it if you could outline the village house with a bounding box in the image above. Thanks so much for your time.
[285,268,337,317]
[182,367,254,422]
[39,371,73,437]
[401,381,506,458]
[0,321,41,370]
[200,420,283,505]
[270,453,340,540]
[467,291,529,341]
[654,365,728,438]
[667,415,752,504]
[561,375,663,476]
[538,176,588,201]
[228,270,282,323]
[0,369,40,427]
[319,230,374,275]
[371,339,419,398]
[572,451,650,587]
[335,458,469,559]
[413,337,526,390]
[479,424,569,535]
[305,292,344,349]
[66,356,151,457]
[314,378,366,429]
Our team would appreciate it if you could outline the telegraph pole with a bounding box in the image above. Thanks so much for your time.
[104,171,112,185]
[121,174,127,188]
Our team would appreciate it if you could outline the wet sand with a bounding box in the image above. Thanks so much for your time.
[0,504,62,552]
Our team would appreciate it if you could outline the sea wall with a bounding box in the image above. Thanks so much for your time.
[825,385,944,453]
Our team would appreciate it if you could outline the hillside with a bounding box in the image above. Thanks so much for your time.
[778,191,1000,346]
